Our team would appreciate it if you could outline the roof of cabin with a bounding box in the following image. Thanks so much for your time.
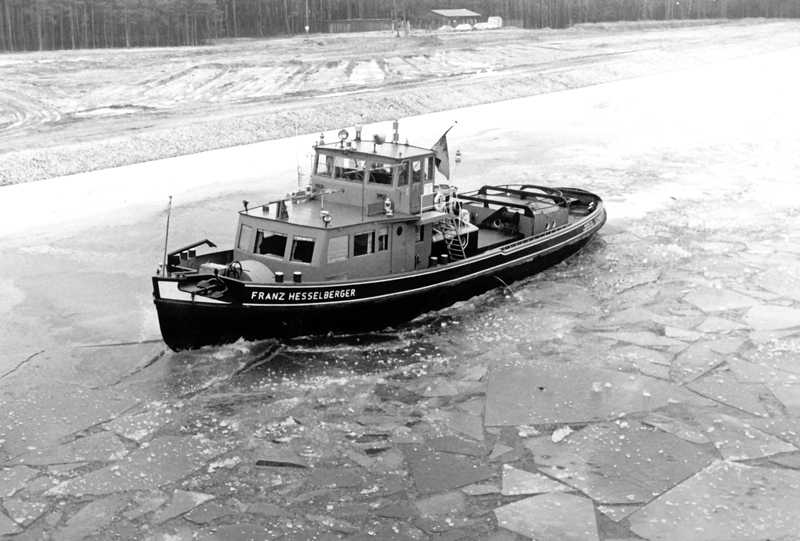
[241,197,414,230]
[315,139,435,162]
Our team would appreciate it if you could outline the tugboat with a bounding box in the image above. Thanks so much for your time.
[152,122,606,350]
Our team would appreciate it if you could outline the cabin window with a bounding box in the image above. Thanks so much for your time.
[334,156,363,182]
[398,162,410,187]
[378,227,389,251]
[416,225,424,243]
[256,230,288,258]
[327,235,349,263]
[291,236,315,263]
[237,224,253,251]
[354,231,374,257]
[368,162,393,185]
[314,153,335,177]
[411,160,423,183]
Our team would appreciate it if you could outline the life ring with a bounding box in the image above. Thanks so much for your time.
[434,192,446,212]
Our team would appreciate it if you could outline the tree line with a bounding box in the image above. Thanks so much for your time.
[1,0,798,52]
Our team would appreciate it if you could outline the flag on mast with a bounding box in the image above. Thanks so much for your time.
[432,126,453,180]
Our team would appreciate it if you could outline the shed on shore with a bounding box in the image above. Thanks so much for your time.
[429,9,482,27]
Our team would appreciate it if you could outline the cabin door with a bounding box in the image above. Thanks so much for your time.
[409,158,428,214]
[390,224,409,274]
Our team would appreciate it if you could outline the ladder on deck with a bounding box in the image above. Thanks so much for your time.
[441,215,468,261]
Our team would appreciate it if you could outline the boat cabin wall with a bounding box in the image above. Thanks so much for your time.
[312,150,435,216]
[233,215,322,280]
[232,213,423,282]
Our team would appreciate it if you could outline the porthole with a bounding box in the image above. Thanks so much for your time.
[397,226,403,236]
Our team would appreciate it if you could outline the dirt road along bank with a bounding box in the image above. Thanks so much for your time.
[1,19,799,186]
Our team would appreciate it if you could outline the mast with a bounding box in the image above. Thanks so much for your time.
[162,196,172,277]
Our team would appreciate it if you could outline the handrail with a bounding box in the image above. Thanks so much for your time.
[168,239,217,258]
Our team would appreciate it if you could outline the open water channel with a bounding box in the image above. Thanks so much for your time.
[1,45,800,540]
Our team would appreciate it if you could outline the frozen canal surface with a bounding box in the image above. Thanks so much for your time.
[1,44,800,540]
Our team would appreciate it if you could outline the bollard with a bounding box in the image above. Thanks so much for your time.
[439,254,449,265]
[275,272,284,283]
[429,256,438,267]
[293,271,302,283]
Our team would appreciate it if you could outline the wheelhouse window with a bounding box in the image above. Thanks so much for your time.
[416,225,424,243]
[398,162,410,187]
[367,162,394,185]
[256,230,288,258]
[354,231,374,257]
[237,224,253,251]
[314,153,335,177]
[334,156,363,182]
[291,236,315,263]
[378,227,389,251]
[327,235,349,263]
[412,160,423,183]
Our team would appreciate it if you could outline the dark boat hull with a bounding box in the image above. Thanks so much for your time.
[153,207,605,350]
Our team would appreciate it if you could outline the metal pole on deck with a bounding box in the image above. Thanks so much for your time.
[162,196,172,277]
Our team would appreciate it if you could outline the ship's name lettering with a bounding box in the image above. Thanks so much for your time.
[250,289,357,302]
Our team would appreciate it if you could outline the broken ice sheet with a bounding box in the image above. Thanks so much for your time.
[427,435,487,457]
[747,417,800,447]
[525,421,715,504]
[517,282,600,314]
[0,513,21,537]
[157,490,215,523]
[641,413,709,444]
[728,358,799,385]
[493,492,598,541]
[597,504,642,522]
[0,378,138,456]
[743,304,800,331]
[741,336,800,376]
[696,316,748,333]
[47,435,229,496]
[0,466,38,497]
[591,331,685,348]
[12,431,127,466]
[431,410,484,441]
[501,464,568,496]
[485,358,713,426]
[3,498,48,526]
[766,383,800,416]
[54,495,127,541]
[461,483,500,495]
[694,412,797,461]
[629,461,800,541]
[683,287,760,312]
[673,342,725,383]
[254,442,308,468]
[18,343,164,388]
[686,370,770,417]
[755,266,800,301]
[403,445,493,495]
[505,311,579,342]
[185,501,237,524]
[420,377,459,397]
[105,405,175,442]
